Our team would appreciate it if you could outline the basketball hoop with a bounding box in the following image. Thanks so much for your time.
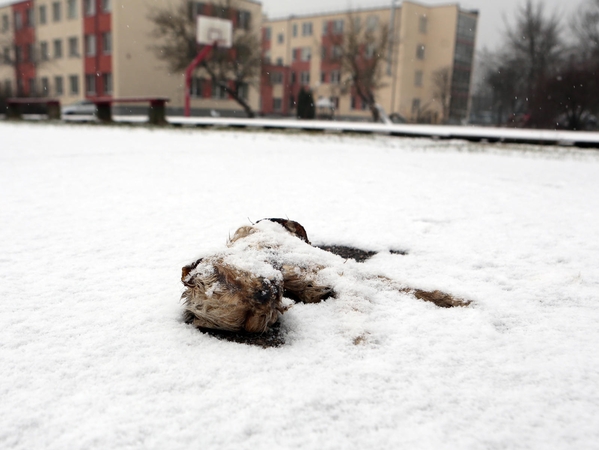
[197,16,233,48]
[184,16,234,117]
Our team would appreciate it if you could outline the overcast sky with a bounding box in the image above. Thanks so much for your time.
[260,0,587,51]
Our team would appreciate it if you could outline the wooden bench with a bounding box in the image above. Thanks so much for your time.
[91,97,170,125]
[6,98,61,120]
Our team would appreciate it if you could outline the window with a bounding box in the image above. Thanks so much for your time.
[55,76,63,95]
[332,45,342,59]
[366,15,378,31]
[3,47,9,63]
[69,75,79,94]
[40,41,49,60]
[84,0,95,16]
[54,39,63,58]
[25,43,33,62]
[238,83,249,100]
[4,80,12,97]
[270,71,283,84]
[264,27,271,41]
[277,33,284,44]
[29,78,36,96]
[102,32,111,54]
[351,95,356,109]
[365,43,375,58]
[190,77,203,97]
[101,0,111,13]
[237,10,251,30]
[414,70,423,87]
[263,50,271,64]
[38,5,47,24]
[332,19,343,34]
[52,2,61,22]
[353,17,360,31]
[419,16,428,34]
[300,71,310,85]
[273,98,282,111]
[276,57,283,66]
[301,47,311,61]
[67,0,77,19]
[1,14,8,32]
[25,8,34,27]
[321,46,327,60]
[290,71,296,84]
[292,23,297,37]
[102,73,112,94]
[86,74,96,94]
[330,70,340,84]
[320,72,326,83]
[14,12,22,30]
[15,46,22,63]
[302,22,312,36]
[41,77,49,95]
[416,44,425,60]
[85,35,95,56]
[188,2,206,18]
[412,98,421,114]
[322,21,328,36]
[212,83,228,99]
[69,36,80,57]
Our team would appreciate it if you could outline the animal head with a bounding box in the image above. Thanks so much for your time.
[181,257,285,333]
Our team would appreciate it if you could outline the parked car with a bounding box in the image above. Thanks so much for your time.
[62,100,96,116]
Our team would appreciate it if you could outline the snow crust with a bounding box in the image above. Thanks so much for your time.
[1,123,599,449]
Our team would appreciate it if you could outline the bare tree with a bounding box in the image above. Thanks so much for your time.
[505,0,562,120]
[538,61,598,130]
[571,0,599,60]
[148,1,261,117]
[431,67,452,123]
[327,12,391,122]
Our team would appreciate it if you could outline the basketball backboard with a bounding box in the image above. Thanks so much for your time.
[197,16,233,48]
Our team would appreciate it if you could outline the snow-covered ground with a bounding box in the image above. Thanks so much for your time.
[1,122,599,449]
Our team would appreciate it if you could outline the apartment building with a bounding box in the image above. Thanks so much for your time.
[0,0,262,115]
[262,1,478,123]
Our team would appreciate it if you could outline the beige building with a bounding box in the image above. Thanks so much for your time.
[263,1,478,123]
[1,0,262,116]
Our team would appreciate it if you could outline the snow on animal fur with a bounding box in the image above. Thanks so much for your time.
[181,219,470,333]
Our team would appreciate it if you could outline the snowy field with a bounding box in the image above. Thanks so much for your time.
[1,122,599,449]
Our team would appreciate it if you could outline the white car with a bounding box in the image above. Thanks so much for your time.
[62,100,96,116]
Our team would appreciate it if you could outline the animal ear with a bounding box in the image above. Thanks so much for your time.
[229,226,256,244]
[259,218,311,244]
[182,258,203,283]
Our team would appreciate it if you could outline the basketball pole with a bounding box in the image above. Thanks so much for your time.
[184,43,217,117]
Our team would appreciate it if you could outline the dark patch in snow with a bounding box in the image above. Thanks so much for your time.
[316,245,409,262]
[197,322,285,348]
[316,245,377,262]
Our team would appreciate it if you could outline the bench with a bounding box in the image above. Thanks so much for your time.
[91,97,170,125]
[6,98,61,120]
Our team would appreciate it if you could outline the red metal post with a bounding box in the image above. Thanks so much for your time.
[184,44,215,117]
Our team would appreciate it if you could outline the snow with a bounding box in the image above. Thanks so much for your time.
[1,122,599,449]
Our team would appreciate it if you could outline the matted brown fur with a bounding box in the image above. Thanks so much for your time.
[181,219,470,337]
